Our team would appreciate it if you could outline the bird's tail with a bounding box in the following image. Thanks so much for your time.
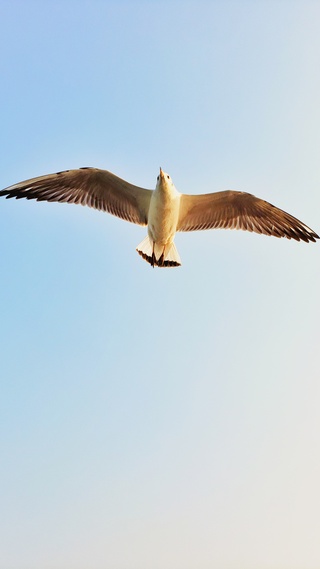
[136,236,181,267]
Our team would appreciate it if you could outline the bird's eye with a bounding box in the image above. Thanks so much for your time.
[157,175,159,181]
[167,175,170,179]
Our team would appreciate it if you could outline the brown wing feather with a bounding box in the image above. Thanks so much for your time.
[178,190,319,243]
[0,167,152,226]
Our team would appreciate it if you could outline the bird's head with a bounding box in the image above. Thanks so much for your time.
[156,167,173,191]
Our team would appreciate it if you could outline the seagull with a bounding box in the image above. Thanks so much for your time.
[0,167,318,267]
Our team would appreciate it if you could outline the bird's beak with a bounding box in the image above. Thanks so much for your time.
[159,167,164,179]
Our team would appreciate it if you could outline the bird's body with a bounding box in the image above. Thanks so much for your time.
[0,166,318,266]
[140,170,182,266]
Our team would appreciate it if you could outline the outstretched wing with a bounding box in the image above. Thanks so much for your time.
[178,190,319,243]
[0,167,153,226]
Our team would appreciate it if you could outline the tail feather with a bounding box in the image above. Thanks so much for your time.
[136,236,181,267]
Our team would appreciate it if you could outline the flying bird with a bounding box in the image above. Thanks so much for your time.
[0,167,318,267]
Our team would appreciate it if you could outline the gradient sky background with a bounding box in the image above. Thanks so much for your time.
[1,2,320,568]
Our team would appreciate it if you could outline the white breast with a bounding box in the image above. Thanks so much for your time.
[148,184,181,246]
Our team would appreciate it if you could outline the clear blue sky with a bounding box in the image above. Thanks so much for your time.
[1,2,320,568]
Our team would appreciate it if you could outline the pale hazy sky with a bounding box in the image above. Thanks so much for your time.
[1,1,320,568]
